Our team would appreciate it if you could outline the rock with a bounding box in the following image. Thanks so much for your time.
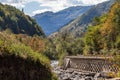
[70,73,76,78]
[85,73,96,77]
[67,73,73,78]
[94,73,101,78]
[63,76,71,80]
[77,72,82,75]
[73,71,79,75]
[81,78,85,80]
[55,71,61,74]
[74,75,80,80]
[85,77,93,80]
[66,69,74,74]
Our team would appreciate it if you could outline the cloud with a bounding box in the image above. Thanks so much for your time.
[0,0,109,16]
[39,0,70,11]
[33,9,51,15]
[80,0,109,5]
[32,0,109,15]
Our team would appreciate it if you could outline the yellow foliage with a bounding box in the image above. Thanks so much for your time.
[101,3,120,36]
[15,34,45,53]
[107,72,116,78]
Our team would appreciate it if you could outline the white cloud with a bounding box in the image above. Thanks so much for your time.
[32,0,109,15]
[80,0,109,5]
[33,9,51,15]
[0,0,109,16]
[7,3,25,8]
[39,0,70,11]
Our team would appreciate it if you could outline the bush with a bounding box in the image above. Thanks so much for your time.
[0,32,55,80]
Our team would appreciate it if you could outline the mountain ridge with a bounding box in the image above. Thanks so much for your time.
[34,5,93,35]
[55,0,115,37]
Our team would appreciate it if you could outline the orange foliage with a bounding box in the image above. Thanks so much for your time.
[15,34,45,53]
[101,3,120,36]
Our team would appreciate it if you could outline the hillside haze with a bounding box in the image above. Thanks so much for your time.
[34,6,92,35]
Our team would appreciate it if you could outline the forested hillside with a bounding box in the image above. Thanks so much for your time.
[0,3,45,36]
[84,0,120,55]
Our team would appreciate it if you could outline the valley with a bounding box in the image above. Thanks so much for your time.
[33,6,92,35]
[0,0,120,80]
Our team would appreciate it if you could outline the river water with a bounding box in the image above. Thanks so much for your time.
[51,60,59,68]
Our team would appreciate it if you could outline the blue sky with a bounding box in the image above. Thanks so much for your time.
[0,0,109,16]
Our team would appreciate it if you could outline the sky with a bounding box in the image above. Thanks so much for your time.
[0,0,109,16]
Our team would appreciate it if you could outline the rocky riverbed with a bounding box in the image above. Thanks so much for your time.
[51,61,117,80]
[54,67,106,80]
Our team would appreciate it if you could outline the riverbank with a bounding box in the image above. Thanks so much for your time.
[51,61,120,80]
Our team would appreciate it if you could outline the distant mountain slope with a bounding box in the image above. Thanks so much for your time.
[58,0,115,37]
[33,6,92,35]
[0,3,45,36]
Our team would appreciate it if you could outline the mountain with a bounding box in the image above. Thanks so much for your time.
[33,6,92,35]
[57,0,115,37]
[0,3,45,36]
